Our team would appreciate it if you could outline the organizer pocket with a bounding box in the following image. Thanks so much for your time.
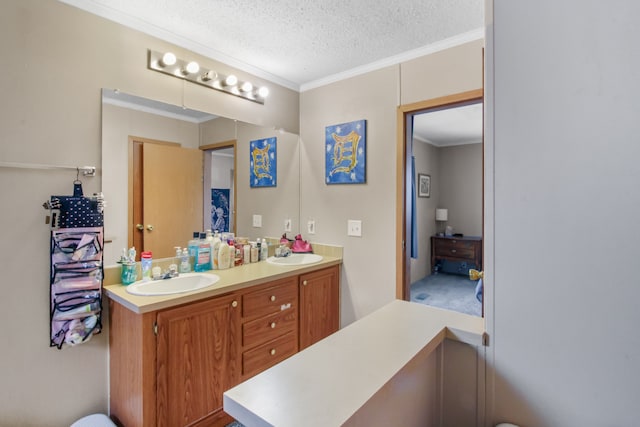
[51,229,103,264]
[51,260,102,285]
[52,289,101,321]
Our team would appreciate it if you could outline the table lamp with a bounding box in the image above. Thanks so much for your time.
[435,208,448,236]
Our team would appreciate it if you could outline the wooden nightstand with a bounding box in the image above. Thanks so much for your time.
[431,235,482,273]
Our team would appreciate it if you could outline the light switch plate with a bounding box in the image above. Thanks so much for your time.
[307,220,316,234]
[252,214,262,228]
[284,218,292,232]
[348,220,362,237]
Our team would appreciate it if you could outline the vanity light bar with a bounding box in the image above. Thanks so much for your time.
[147,49,268,105]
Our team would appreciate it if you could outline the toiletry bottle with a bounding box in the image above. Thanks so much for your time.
[243,244,250,265]
[205,230,214,270]
[141,251,153,281]
[179,248,191,273]
[212,231,221,269]
[228,239,236,268]
[251,242,259,263]
[217,240,230,270]
[260,238,268,260]
[188,232,200,258]
[194,232,211,272]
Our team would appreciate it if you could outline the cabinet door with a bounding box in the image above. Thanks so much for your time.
[299,266,340,350]
[156,293,241,427]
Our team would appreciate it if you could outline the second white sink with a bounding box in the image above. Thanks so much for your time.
[125,272,220,296]
[266,253,323,266]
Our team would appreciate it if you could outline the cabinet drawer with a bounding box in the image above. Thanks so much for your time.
[242,277,298,319]
[243,307,297,348]
[242,332,297,378]
[434,240,475,258]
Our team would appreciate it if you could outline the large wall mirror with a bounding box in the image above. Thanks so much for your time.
[101,89,301,265]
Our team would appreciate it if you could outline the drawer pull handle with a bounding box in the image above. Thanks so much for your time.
[270,295,276,302]
[231,300,238,308]
[270,322,276,329]
[270,348,276,356]
[302,280,308,286]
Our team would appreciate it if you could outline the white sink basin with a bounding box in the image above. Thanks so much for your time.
[125,272,220,296]
[266,253,323,266]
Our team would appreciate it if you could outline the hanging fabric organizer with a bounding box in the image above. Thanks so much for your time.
[48,180,105,349]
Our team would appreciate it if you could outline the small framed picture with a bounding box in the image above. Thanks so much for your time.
[418,173,431,198]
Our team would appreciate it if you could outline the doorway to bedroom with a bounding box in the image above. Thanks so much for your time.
[397,90,484,317]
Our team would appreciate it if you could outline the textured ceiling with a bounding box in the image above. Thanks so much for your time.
[60,0,483,90]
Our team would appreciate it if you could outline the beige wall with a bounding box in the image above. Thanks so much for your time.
[0,1,298,425]
[298,36,483,325]
[410,141,483,283]
[0,0,484,424]
[102,103,201,264]
[439,143,483,237]
[411,140,441,282]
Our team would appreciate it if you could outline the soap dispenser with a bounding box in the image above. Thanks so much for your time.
[179,248,191,273]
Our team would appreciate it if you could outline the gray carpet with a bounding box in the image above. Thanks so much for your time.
[410,273,482,317]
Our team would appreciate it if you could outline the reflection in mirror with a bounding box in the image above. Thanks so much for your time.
[101,89,300,265]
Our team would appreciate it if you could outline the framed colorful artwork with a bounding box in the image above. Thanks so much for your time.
[250,137,277,187]
[325,119,366,184]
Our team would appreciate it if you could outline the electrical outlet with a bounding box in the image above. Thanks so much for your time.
[252,214,262,227]
[307,220,316,234]
[347,219,362,237]
[284,218,292,232]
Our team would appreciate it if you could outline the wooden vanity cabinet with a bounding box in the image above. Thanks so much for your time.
[156,293,241,427]
[109,293,241,427]
[299,266,340,350]
[109,264,340,427]
[241,277,299,379]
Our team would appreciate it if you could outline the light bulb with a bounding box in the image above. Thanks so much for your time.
[202,70,217,81]
[225,75,238,86]
[185,61,200,74]
[240,82,253,92]
[257,86,269,98]
[161,52,176,67]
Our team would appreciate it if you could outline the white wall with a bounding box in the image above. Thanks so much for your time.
[486,1,640,425]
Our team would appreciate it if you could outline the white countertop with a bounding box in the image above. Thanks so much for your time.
[104,255,341,313]
[223,299,485,427]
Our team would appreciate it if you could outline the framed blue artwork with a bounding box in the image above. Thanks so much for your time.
[250,137,277,187]
[211,188,230,232]
[325,119,366,184]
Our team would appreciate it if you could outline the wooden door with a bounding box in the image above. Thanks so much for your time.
[156,293,241,427]
[133,141,203,260]
[299,266,340,350]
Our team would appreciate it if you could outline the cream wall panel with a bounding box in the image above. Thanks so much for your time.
[401,40,484,105]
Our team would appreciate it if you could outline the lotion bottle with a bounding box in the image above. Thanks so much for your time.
[217,240,230,270]
[260,238,268,261]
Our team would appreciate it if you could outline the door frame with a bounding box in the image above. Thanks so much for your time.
[201,140,237,236]
[395,89,484,300]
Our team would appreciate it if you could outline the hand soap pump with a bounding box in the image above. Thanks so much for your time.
[179,247,191,273]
